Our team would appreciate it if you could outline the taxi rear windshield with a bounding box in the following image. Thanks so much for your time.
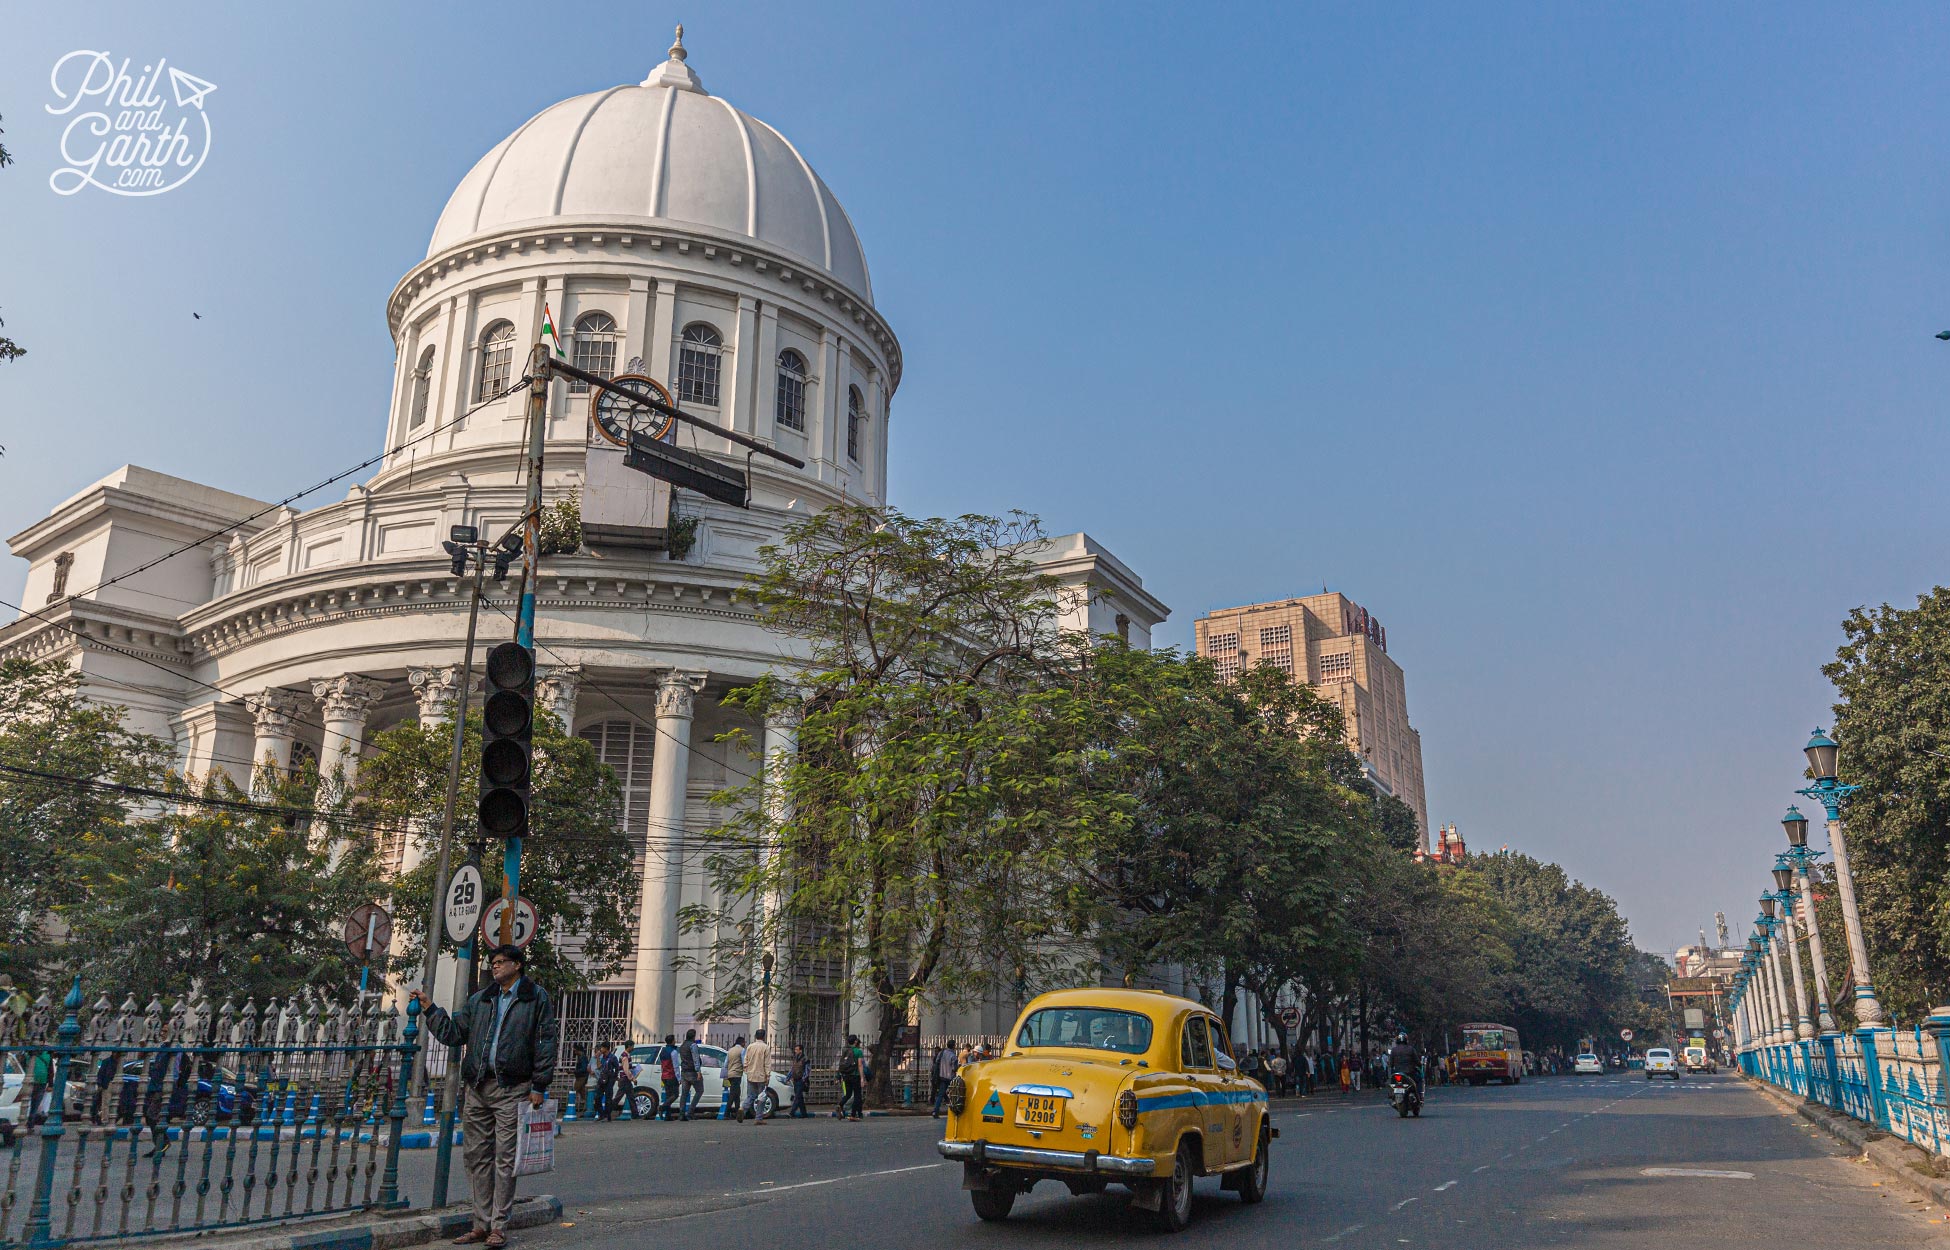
[1015,1007,1154,1055]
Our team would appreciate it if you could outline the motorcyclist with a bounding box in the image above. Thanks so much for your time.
[1386,1031,1423,1100]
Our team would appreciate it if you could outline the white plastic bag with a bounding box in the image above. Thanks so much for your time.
[514,1097,557,1176]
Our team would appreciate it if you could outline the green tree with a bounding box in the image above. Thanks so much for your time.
[354,710,633,994]
[1468,852,1637,1051]
[699,506,1124,1102]
[62,767,387,1002]
[1823,587,1950,1023]
[0,658,167,981]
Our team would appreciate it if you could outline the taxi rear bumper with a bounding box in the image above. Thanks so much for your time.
[939,1138,1158,1178]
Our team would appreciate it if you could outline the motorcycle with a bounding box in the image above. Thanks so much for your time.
[1390,1072,1422,1118]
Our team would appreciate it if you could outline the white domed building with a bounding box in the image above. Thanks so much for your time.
[3,33,1167,1058]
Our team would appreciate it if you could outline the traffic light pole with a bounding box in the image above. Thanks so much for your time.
[414,541,488,1102]
[502,344,552,946]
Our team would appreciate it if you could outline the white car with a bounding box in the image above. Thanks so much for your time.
[1643,1047,1681,1080]
[0,1054,23,1141]
[1573,1053,1604,1075]
[626,1042,796,1119]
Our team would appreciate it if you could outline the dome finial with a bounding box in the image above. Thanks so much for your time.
[643,22,706,92]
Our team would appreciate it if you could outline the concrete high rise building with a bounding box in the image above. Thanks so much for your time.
[1194,592,1430,848]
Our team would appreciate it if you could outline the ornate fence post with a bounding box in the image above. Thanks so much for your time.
[24,977,83,1250]
[377,997,420,1210]
[1860,1026,1890,1131]
[1822,1031,1843,1112]
[1928,1009,1950,1115]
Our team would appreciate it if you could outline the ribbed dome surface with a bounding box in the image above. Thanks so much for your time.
[428,35,872,302]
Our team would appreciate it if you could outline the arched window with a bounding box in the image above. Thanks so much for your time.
[775,349,808,432]
[570,311,618,393]
[408,347,435,428]
[677,322,723,406]
[477,320,516,401]
[847,385,864,463]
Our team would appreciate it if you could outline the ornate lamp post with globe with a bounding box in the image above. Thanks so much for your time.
[1771,862,1814,1040]
[1780,806,1838,1033]
[1796,729,1885,1027]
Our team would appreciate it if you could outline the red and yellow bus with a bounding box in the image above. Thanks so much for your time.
[1455,1022,1523,1086]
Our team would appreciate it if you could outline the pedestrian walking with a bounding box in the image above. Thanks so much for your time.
[24,1049,51,1129]
[788,1044,810,1118]
[615,1044,640,1120]
[658,1036,680,1120]
[595,1047,619,1121]
[739,1030,772,1123]
[930,1039,959,1117]
[1338,1054,1351,1094]
[413,943,557,1249]
[1269,1051,1288,1096]
[677,1029,703,1121]
[721,1036,746,1120]
[836,1035,865,1120]
[90,1050,121,1125]
[571,1047,590,1121]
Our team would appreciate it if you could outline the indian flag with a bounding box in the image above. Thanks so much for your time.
[541,303,568,359]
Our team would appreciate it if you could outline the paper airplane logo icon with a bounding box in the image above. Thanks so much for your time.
[168,66,217,110]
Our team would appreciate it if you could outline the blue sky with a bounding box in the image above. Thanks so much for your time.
[3,2,1947,959]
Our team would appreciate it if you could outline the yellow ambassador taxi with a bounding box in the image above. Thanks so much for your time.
[938,988,1274,1231]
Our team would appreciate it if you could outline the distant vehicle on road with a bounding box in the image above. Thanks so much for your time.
[1573,1053,1604,1075]
[1455,1023,1523,1086]
[1644,1048,1681,1080]
[1682,1045,1715,1074]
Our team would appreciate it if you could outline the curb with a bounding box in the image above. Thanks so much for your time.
[171,1195,563,1250]
[1742,1076,1950,1212]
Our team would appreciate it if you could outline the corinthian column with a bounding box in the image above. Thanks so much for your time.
[630,671,709,1043]
[759,699,800,1044]
[311,675,386,787]
[245,689,308,794]
[408,665,470,728]
[536,665,584,732]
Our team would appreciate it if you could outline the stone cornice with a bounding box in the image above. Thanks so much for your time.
[182,557,759,662]
[387,219,901,391]
[8,479,265,559]
[0,598,192,670]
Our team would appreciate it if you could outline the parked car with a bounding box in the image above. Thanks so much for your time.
[1573,1053,1604,1075]
[627,1042,794,1119]
[938,987,1272,1232]
[0,1054,23,1143]
[1643,1048,1681,1081]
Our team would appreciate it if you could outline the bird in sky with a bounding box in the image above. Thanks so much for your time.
[193,312,201,320]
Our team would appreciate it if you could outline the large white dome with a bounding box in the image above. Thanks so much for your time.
[427,29,873,302]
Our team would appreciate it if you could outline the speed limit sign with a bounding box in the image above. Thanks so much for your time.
[480,895,540,950]
[443,865,485,945]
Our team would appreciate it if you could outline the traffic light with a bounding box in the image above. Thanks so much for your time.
[478,641,534,838]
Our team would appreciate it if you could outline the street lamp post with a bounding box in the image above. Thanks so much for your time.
[1772,863,1815,1040]
[1782,806,1838,1033]
[1796,729,1885,1027]
[1760,907,1791,1045]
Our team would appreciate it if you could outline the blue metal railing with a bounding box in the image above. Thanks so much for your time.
[1740,1011,1950,1159]
[1,979,419,1249]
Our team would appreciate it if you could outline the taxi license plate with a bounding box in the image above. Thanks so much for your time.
[1014,1094,1065,1129]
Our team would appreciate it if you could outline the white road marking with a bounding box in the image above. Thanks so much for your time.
[726,1162,944,1196]
[1393,1197,1420,1210]
[1472,1164,1492,1173]
[1322,1223,1366,1242]
[1641,1168,1753,1180]
[1434,1180,1458,1191]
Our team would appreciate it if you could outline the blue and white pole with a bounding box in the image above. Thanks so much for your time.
[1771,865,1815,1040]
[1782,807,1838,1033]
[1796,729,1886,1027]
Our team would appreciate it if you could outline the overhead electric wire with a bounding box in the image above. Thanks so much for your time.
[7,379,533,639]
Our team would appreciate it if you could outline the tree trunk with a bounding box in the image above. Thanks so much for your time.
[867,996,904,1109]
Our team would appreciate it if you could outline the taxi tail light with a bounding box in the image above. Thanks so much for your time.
[1117,1090,1138,1129]
[946,1075,966,1115]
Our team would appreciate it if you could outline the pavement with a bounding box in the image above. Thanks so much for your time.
[402,1074,1950,1248]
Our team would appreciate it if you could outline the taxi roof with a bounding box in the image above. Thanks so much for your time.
[1019,987,1213,1022]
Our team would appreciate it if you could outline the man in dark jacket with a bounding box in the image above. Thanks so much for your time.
[414,945,556,1247]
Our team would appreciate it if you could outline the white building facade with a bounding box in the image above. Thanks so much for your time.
[2,34,1167,1063]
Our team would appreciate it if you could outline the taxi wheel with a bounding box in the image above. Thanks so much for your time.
[970,1184,1016,1222]
[1238,1124,1270,1204]
[1156,1142,1196,1232]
